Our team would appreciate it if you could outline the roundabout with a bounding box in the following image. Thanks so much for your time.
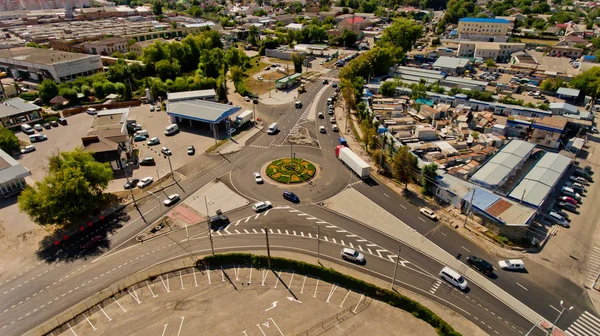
[229,145,354,204]
[266,158,316,184]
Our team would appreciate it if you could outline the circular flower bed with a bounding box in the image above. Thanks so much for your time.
[266,158,316,184]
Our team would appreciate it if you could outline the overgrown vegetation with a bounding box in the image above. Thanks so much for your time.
[200,253,461,336]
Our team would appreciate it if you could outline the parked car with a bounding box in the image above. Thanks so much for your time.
[252,201,272,212]
[134,135,146,142]
[332,83,337,88]
[264,66,271,71]
[330,117,336,124]
[149,105,155,112]
[123,178,140,190]
[58,118,68,125]
[43,123,51,129]
[332,124,339,132]
[548,211,570,227]
[573,169,593,181]
[147,137,160,145]
[565,182,585,194]
[86,108,97,115]
[20,145,35,154]
[319,126,326,133]
[244,96,251,102]
[187,145,195,155]
[139,157,155,166]
[80,235,103,249]
[137,177,154,188]
[561,190,581,202]
[569,176,589,185]
[341,248,365,264]
[254,172,263,184]
[134,124,143,131]
[583,165,594,175]
[419,207,437,220]
[49,120,58,127]
[558,202,578,212]
[466,256,494,275]
[163,194,180,206]
[498,259,525,271]
[33,124,43,131]
[558,196,578,205]
[257,76,264,81]
[161,147,172,156]
[283,190,299,203]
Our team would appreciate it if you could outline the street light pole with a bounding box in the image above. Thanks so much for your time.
[317,225,320,263]
[548,300,573,335]
[391,244,402,289]
[463,187,476,228]
[205,196,214,255]
[166,154,174,179]
[265,226,271,269]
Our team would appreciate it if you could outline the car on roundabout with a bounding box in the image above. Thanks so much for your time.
[283,191,299,203]
[252,201,272,212]
[254,172,263,184]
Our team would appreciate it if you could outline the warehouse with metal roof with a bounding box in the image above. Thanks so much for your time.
[470,140,536,190]
[507,152,572,208]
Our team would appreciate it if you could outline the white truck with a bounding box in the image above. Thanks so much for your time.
[234,110,253,127]
[336,146,370,179]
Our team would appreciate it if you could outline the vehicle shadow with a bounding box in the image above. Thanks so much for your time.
[35,211,128,263]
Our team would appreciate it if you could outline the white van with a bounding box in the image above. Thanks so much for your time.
[267,122,278,135]
[21,124,34,134]
[28,134,47,143]
[439,267,468,290]
[164,124,179,136]
[135,130,149,138]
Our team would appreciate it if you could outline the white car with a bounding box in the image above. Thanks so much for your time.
[254,172,263,184]
[332,124,339,132]
[341,248,365,264]
[498,259,525,271]
[136,177,154,188]
[161,147,172,156]
[420,207,437,220]
[147,137,160,145]
[319,126,326,133]
[33,124,43,131]
[20,145,35,154]
[149,105,155,112]
[244,96,250,102]
[257,76,264,81]
[86,108,97,115]
[252,201,272,212]
[163,194,180,206]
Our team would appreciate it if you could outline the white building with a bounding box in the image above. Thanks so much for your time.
[457,41,525,62]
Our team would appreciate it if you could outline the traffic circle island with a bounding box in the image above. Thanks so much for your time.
[266,158,316,184]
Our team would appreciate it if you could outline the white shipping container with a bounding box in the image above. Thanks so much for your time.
[338,147,370,179]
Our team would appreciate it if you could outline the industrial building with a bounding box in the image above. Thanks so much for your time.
[0,148,31,198]
[0,47,103,83]
[470,140,536,190]
[507,152,572,208]
[457,18,511,42]
[431,56,471,74]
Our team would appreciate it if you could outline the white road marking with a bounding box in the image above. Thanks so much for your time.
[461,246,471,253]
[516,282,528,291]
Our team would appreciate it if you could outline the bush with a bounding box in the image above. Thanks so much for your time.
[265,158,316,184]
[199,253,462,336]
[20,93,39,101]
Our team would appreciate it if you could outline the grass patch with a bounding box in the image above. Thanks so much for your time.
[199,253,462,336]
[205,138,229,154]
[266,157,316,184]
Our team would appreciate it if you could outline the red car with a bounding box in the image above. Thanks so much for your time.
[558,196,577,205]
[80,235,103,249]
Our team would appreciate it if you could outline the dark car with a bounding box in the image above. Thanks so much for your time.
[80,235,103,249]
[558,202,578,212]
[43,123,51,129]
[139,157,156,166]
[187,145,195,155]
[58,118,68,125]
[123,178,140,190]
[322,79,329,84]
[49,120,58,127]
[466,256,494,275]
[283,191,300,203]
[209,214,230,230]
[332,82,338,88]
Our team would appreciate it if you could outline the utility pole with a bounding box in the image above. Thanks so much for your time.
[205,196,214,255]
[463,187,476,228]
[317,225,320,263]
[265,226,271,269]
[391,244,401,289]
[167,154,174,179]
[547,301,573,335]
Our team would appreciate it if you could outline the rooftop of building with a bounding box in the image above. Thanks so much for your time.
[557,87,581,97]
[0,47,98,65]
[432,56,471,69]
[0,98,40,118]
[459,17,510,24]
[532,116,568,131]
[470,140,536,188]
[167,100,240,124]
[0,148,31,184]
[82,36,128,46]
[167,89,217,102]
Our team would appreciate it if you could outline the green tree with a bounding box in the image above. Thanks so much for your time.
[421,163,438,195]
[152,1,163,15]
[229,65,245,84]
[379,17,423,52]
[248,25,259,46]
[340,29,358,47]
[38,79,59,103]
[380,81,397,97]
[0,127,20,154]
[292,53,305,73]
[155,59,181,80]
[58,88,78,102]
[485,58,496,67]
[92,81,106,98]
[571,67,600,109]
[392,146,418,189]
[410,82,427,99]
[18,149,113,227]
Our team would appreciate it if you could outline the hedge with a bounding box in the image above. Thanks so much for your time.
[199,253,461,336]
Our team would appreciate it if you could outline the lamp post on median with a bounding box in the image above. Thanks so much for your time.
[391,244,401,289]
[547,301,573,335]
[205,196,215,255]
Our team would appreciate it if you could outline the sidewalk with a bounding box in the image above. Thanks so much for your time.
[211,125,263,155]
[323,187,546,326]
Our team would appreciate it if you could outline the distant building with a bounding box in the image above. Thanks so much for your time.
[414,126,437,141]
[0,148,31,198]
[548,45,583,58]
[0,97,43,129]
[338,16,368,32]
[457,41,525,62]
[0,47,103,83]
[82,37,128,56]
[556,87,581,101]
[431,56,471,74]
[129,38,167,56]
[470,140,536,190]
[530,116,567,149]
[457,18,511,42]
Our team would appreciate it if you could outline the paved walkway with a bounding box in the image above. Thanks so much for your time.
[183,181,249,217]
[217,125,263,154]
[323,188,546,326]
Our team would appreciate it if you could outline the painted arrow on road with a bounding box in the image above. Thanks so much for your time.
[287,297,302,303]
[265,301,278,311]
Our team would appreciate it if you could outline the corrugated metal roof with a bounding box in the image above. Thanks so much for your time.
[167,100,240,124]
[432,56,471,69]
[557,87,580,97]
[465,187,500,211]
[0,149,31,184]
[470,140,535,188]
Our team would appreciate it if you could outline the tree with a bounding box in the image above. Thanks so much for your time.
[38,79,59,103]
[379,18,423,52]
[391,146,418,188]
[292,53,305,73]
[152,1,163,15]
[228,65,245,84]
[340,29,358,48]
[410,82,427,99]
[58,88,78,102]
[421,163,438,195]
[571,67,600,109]
[380,81,397,97]
[155,59,181,80]
[485,58,496,67]
[248,25,259,46]
[18,149,113,227]
[0,127,20,154]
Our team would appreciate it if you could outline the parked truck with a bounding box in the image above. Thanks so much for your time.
[234,110,253,127]
[335,146,370,179]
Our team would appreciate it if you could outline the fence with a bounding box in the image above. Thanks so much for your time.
[295,296,371,336]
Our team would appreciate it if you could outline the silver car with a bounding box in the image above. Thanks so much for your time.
[341,248,365,264]
[254,172,263,184]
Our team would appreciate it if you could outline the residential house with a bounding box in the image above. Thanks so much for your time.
[548,45,583,58]
[81,108,133,170]
[530,116,567,149]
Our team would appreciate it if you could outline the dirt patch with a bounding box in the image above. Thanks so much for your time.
[289,126,318,146]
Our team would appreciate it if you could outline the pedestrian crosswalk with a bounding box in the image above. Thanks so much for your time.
[585,244,600,287]
[429,280,442,294]
[566,311,600,336]
[348,180,363,187]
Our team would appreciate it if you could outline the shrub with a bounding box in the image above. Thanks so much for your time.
[20,93,39,101]
[199,253,462,336]
[265,158,316,184]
